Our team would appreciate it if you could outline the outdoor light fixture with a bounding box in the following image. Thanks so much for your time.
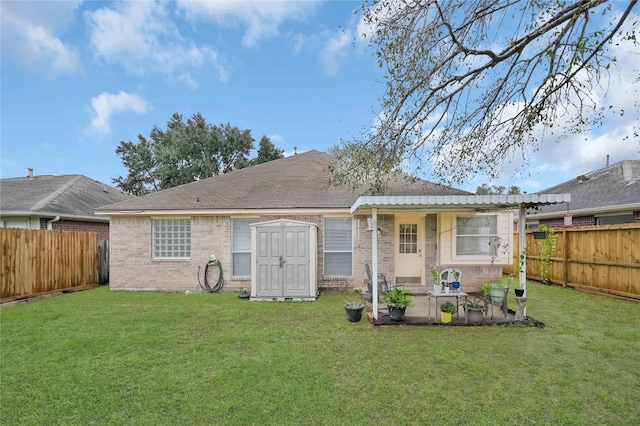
[367,218,373,232]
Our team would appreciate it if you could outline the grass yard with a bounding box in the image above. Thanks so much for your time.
[1,282,639,425]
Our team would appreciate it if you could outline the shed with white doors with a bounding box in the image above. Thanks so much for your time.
[250,219,317,300]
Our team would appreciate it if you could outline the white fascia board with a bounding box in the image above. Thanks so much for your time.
[96,208,351,217]
[527,202,640,220]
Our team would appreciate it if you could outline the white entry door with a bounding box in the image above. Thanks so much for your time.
[394,214,424,285]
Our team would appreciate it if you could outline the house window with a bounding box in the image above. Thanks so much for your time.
[232,218,258,277]
[455,215,498,257]
[399,223,418,253]
[324,218,353,276]
[153,218,191,259]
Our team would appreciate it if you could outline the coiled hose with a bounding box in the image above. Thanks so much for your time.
[197,259,224,292]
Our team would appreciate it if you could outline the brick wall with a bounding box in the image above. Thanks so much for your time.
[541,215,595,228]
[352,214,395,293]
[110,214,365,293]
[110,216,231,292]
[39,218,110,240]
[110,212,508,294]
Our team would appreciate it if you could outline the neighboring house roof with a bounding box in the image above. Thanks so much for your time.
[0,174,134,222]
[98,150,470,213]
[529,160,640,219]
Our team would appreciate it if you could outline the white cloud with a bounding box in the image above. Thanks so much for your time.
[176,0,319,48]
[269,134,284,144]
[1,1,82,76]
[319,29,352,75]
[85,1,225,83]
[90,91,150,136]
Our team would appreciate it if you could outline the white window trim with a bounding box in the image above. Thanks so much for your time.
[231,217,259,278]
[323,217,354,278]
[152,217,191,260]
[452,213,499,261]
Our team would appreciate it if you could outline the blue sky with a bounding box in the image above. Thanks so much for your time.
[1,0,638,194]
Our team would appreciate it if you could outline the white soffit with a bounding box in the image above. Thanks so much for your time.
[350,194,571,214]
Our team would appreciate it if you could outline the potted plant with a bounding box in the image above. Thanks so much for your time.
[512,261,525,297]
[533,230,546,239]
[238,288,250,299]
[440,301,457,323]
[382,287,414,321]
[431,266,442,294]
[483,281,509,303]
[344,301,365,322]
[451,269,461,292]
[344,289,365,322]
[466,297,484,323]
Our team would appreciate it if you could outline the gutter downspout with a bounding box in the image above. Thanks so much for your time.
[47,216,60,230]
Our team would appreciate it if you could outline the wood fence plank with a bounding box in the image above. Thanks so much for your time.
[0,228,98,300]
[511,224,640,300]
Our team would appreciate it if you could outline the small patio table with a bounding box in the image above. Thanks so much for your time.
[427,290,468,323]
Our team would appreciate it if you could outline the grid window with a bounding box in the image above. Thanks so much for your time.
[324,218,353,276]
[232,218,258,277]
[399,223,418,253]
[153,219,191,259]
[455,215,498,256]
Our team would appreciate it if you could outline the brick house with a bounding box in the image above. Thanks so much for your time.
[97,151,569,298]
[526,159,640,228]
[0,169,134,240]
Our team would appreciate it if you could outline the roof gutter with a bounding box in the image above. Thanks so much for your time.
[526,202,640,220]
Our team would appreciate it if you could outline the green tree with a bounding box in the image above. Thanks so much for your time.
[113,113,255,195]
[250,136,284,166]
[332,0,638,192]
[476,184,521,195]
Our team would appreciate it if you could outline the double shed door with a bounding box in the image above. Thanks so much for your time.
[256,226,310,297]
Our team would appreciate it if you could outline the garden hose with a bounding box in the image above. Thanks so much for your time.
[197,257,224,292]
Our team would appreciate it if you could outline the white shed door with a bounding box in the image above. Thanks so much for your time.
[256,226,310,297]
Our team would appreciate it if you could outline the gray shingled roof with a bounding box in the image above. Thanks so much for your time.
[0,174,134,221]
[98,150,470,212]
[530,160,640,216]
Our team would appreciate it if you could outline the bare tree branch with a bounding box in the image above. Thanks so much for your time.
[332,0,639,192]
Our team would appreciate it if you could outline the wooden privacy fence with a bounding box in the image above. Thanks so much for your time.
[1,228,98,301]
[504,224,640,300]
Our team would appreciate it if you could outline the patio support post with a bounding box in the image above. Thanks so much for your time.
[372,207,379,320]
[519,204,527,317]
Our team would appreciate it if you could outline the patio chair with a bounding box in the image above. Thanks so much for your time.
[440,267,463,314]
[485,278,511,320]
[364,263,390,303]
[440,268,462,289]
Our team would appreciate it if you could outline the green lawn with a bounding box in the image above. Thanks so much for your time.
[1,283,639,425]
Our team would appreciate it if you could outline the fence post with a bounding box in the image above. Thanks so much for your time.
[97,240,109,285]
